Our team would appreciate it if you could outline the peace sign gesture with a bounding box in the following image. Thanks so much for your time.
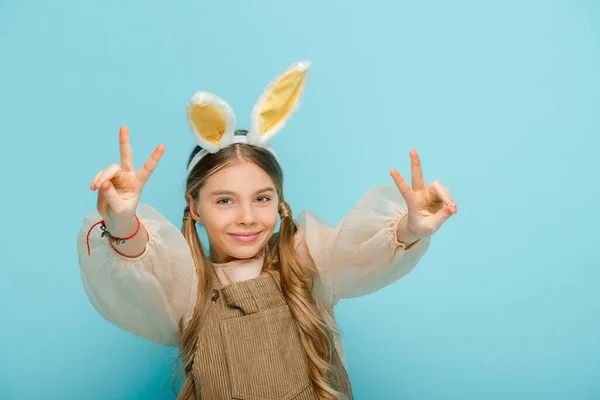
[90,126,165,226]
[390,150,457,239]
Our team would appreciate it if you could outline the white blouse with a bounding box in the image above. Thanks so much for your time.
[76,184,431,354]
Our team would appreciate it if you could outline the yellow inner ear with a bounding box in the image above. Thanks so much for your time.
[258,69,305,135]
[189,103,228,145]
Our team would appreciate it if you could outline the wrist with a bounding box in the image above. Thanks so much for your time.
[104,214,138,238]
[396,213,421,246]
[86,213,145,256]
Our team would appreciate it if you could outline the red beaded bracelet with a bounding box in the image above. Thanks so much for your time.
[86,215,141,256]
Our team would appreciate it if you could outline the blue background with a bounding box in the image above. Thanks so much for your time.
[1,0,599,399]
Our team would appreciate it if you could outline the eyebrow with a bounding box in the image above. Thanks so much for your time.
[209,187,276,197]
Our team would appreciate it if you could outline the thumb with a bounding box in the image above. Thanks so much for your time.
[97,180,122,217]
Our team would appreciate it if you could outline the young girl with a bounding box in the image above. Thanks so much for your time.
[77,61,457,400]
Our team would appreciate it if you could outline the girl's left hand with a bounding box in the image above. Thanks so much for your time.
[390,149,458,238]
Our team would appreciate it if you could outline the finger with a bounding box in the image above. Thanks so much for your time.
[97,164,122,187]
[137,144,165,185]
[390,169,415,203]
[410,149,426,192]
[90,171,103,190]
[119,126,135,172]
[97,180,122,217]
[428,181,457,213]
[428,203,457,232]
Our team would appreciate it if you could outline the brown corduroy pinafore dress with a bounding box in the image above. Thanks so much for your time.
[190,267,354,399]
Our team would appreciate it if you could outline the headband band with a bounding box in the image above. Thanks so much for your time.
[187,134,278,176]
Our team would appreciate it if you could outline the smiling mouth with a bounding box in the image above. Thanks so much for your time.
[228,231,262,243]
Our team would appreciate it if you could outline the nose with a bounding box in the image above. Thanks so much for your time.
[236,204,256,225]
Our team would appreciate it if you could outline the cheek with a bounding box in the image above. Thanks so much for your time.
[260,208,279,231]
[201,208,233,234]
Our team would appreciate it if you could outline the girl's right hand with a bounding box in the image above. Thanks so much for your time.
[90,126,165,232]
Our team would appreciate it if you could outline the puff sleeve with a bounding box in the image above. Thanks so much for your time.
[76,204,198,346]
[294,185,431,309]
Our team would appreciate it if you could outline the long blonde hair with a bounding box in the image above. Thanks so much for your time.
[174,136,342,399]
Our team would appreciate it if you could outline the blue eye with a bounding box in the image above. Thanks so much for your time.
[256,196,271,203]
[217,198,232,205]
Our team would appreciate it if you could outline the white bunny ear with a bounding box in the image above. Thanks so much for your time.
[187,92,237,153]
[247,61,311,147]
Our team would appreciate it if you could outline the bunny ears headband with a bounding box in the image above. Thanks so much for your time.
[186,60,312,176]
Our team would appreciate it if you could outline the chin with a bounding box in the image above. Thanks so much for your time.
[227,247,263,260]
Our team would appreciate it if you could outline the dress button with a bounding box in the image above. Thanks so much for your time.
[211,289,220,303]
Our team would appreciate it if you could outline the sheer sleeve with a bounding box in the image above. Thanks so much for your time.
[294,184,431,309]
[76,203,197,346]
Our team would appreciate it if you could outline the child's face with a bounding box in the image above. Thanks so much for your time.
[195,161,280,263]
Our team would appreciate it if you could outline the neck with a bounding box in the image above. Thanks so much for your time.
[209,247,265,264]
